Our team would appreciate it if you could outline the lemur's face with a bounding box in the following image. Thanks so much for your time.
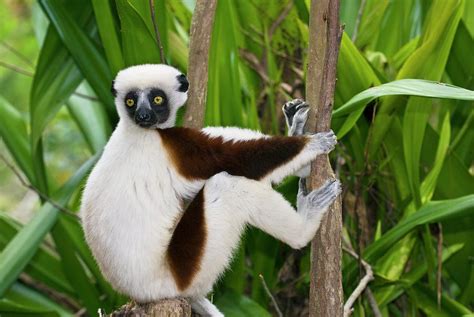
[112,64,189,129]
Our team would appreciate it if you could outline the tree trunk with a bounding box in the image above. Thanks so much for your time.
[305,0,344,316]
[106,299,191,317]
[183,0,218,129]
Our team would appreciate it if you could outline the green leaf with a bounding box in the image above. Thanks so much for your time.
[407,283,472,316]
[39,0,114,116]
[1,283,71,317]
[0,214,74,296]
[374,243,464,306]
[91,0,124,74]
[344,195,474,285]
[0,96,34,183]
[67,83,111,153]
[116,0,162,66]
[334,79,474,138]
[0,155,97,297]
[51,216,101,315]
[215,290,272,317]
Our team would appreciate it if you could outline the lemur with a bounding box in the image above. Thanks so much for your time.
[81,64,341,317]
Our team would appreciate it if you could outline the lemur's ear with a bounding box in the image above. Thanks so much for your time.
[176,74,189,92]
[111,80,117,97]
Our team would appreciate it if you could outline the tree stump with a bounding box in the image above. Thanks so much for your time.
[105,299,192,317]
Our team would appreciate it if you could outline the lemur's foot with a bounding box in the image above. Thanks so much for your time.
[297,179,341,220]
[307,130,337,154]
[283,99,309,136]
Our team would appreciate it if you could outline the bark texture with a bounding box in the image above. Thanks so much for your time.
[305,0,344,316]
[183,0,218,129]
[107,299,191,317]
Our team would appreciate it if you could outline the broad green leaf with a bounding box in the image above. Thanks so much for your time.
[67,82,111,154]
[374,0,418,58]
[39,0,115,117]
[206,0,244,128]
[334,79,474,138]
[116,0,162,66]
[0,96,34,183]
[51,216,101,315]
[91,0,124,74]
[407,283,472,316]
[354,0,389,49]
[344,195,474,285]
[368,0,465,159]
[215,290,272,317]
[374,243,464,306]
[0,155,97,297]
[30,7,90,193]
[0,214,74,296]
[420,112,451,204]
[1,283,71,317]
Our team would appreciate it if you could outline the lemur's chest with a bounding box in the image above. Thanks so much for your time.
[81,127,204,296]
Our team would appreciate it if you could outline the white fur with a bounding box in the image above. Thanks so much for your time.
[81,64,338,316]
[114,64,187,128]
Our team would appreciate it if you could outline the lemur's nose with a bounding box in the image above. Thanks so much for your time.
[137,111,151,121]
[135,108,157,127]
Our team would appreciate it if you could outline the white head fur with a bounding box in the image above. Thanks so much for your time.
[112,64,188,129]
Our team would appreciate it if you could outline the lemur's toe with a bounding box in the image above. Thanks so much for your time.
[308,179,341,209]
[283,99,309,128]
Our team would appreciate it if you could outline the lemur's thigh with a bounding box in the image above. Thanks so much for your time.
[203,172,317,250]
[190,172,251,294]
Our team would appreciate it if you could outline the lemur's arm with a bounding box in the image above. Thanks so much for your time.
[158,126,335,185]
[200,99,312,178]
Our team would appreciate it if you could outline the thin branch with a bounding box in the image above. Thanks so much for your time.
[0,60,34,76]
[1,41,35,68]
[352,0,367,42]
[0,153,79,218]
[268,0,294,38]
[365,287,382,317]
[20,274,81,312]
[259,274,283,317]
[0,61,97,102]
[342,245,375,317]
[148,0,166,64]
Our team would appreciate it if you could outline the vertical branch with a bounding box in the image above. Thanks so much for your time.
[183,0,218,129]
[148,0,166,64]
[305,0,343,316]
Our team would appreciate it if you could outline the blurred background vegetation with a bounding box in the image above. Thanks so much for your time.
[0,0,473,316]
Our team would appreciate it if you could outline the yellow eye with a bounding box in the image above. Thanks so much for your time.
[153,96,163,105]
[126,98,135,107]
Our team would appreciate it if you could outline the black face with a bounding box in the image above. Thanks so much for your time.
[124,88,170,128]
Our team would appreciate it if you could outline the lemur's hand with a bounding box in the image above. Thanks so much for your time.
[282,99,309,136]
[307,130,337,155]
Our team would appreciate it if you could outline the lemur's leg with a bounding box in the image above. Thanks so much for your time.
[246,176,341,249]
[171,172,340,309]
[283,99,311,178]
[189,297,223,317]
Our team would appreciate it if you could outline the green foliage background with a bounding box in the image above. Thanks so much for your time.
[0,0,473,316]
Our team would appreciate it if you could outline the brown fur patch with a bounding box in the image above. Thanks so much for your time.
[167,189,207,291]
[158,127,307,181]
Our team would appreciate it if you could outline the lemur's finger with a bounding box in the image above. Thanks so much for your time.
[307,130,337,154]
